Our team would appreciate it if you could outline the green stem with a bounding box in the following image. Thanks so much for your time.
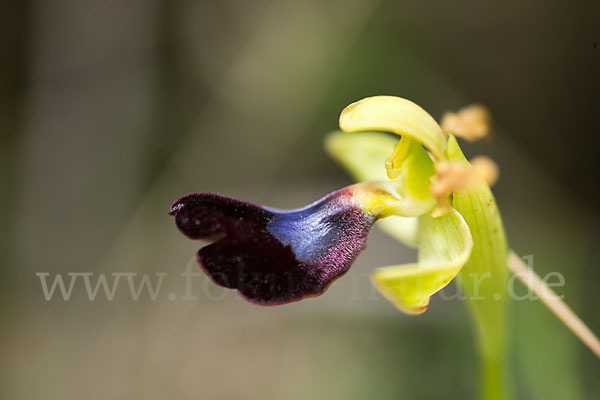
[481,354,507,400]
[448,135,510,400]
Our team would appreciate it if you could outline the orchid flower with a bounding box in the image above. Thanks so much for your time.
[325,96,600,399]
[327,96,509,400]
[169,96,488,309]
[170,95,599,400]
[169,96,483,308]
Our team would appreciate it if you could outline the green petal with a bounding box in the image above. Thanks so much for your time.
[339,96,448,160]
[371,209,473,314]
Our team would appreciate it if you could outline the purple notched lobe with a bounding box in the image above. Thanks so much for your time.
[169,188,376,305]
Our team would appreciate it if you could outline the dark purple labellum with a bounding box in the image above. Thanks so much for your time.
[169,188,376,305]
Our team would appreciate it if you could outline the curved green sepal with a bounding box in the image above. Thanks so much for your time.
[339,96,448,160]
[371,209,473,314]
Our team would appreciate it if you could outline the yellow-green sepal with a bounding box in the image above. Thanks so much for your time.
[371,209,473,314]
[339,96,448,160]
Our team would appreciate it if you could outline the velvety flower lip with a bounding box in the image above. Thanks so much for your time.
[169,188,377,305]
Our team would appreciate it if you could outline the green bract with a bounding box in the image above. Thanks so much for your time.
[449,135,509,400]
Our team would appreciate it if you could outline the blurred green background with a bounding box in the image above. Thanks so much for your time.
[1,0,599,399]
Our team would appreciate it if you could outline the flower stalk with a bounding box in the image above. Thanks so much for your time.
[507,251,600,359]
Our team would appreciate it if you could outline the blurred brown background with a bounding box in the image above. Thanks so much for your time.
[1,0,599,399]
